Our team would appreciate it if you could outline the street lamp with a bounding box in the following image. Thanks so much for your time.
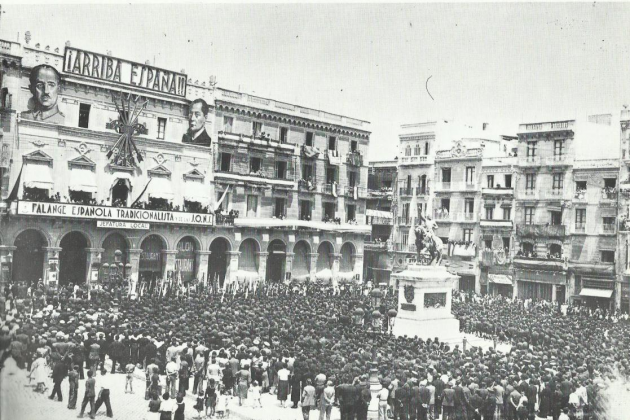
[387,309,398,334]
[367,304,383,420]
[354,307,365,327]
[370,287,383,308]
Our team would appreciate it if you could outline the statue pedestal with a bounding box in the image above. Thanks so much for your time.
[392,265,461,340]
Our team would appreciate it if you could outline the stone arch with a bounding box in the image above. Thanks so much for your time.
[316,241,335,272]
[57,229,93,249]
[292,240,311,281]
[100,230,132,249]
[339,242,357,273]
[12,226,52,249]
[266,239,286,283]
[12,229,48,285]
[101,232,130,282]
[175,235,199,284]
[238,238,260,272]
[209,237,231,287]
[139,234,167,284]
[59,231,90,285]
[137,232,169,250]
[173,233,202,251]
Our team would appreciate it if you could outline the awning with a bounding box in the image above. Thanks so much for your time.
[148,177,174,200]
[233,218,371,233]
[516,269,566,285]
[24,164,53,190]
[183,181,210,203]
[111,172,133,191]
[68,168,97,193]
[579,288,613,298]
[366,209,393,219]
[489,274,513,285]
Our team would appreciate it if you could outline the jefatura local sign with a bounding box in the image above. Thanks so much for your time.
[63,47,187,97]
[17,201,213,226]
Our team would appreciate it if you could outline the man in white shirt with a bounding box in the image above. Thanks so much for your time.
[377,387,389,420]
[165,357,178,398]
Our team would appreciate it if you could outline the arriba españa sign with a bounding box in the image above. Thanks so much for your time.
[17,201,213,226]
[63,47,187,97]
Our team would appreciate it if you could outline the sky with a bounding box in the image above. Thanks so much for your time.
[2,3,630,160]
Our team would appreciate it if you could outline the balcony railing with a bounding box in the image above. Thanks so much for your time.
[400,155,429,165]
[574,190,587,201]
[601,188,618,201]
[399,186,429,197]
[434,210,452,221]
[522,156,541,165]
[464,213,475,221]
[575,223,586,233]
[439,182,452,190]
[364,241,389,251]
[517,224,566,237]
[602,223,615,234]
[546,155,569,166]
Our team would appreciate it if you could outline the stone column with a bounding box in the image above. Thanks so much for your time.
[195,250,212,286]
[0,246,16,291]
[257,252,269,283]
[162,250,178,279]
[42,247,62,286]
[128,248,142,293]
[84,248,103,287]
[551,284,557,303]
[226,251,240,284]
[615,279,622,311]
[309,252,319,282]
[354,253,364,284]
[331,252,342,281]
[285,252,295,283]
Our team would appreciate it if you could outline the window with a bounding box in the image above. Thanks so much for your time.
[440,198,450,212]
[524,207,534,225]
[575,181,587,192]
[603,216,615,232]
[442,168,451,183]
[351,140,358,152]
[487,175,495,188]
[347,204,356,222]
[552,173,564,191]
[549,243,562,257]
[484,239,493,249]
[348,171,358,187]
[485,206,494,220]
[326,167,337,184]
[299,200,312,221]
[601,250,615,263]
[526,141,537,157]
[157,117,167,140]
[305,132,314,147]
[502,237,510,251]
[328,136,337,151]
[69,190,92,204]
[252,121,263,136]
[78,103,91,128]
[550,211,562,225]
[521,242,534,254]
[465,166,475,183]
[323,202,336,220]
[275,161,287,179]
[414,144,421,156]
[220,153,232,172]
[274,198,286,218]
[504,174,512,188]
[502,207,511,220]
[223,116,234,132]
[302,163,313,180]
[554,140,564,157]
[417,203,424,218]
[424,142,429,155]
[575,208,586,229]
[419,175,427,194]
[250,157,263,173]
[401,233,408,247]
[604,178,617,188]
[463,229,473,243]
[405,145,411,156]
[279,127,288,143]
[402,203,410,224]
[465,198,475,215]
[246,195,258,218]
[525,174,536,190]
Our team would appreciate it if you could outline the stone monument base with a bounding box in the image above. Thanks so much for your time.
[391,264,462,341]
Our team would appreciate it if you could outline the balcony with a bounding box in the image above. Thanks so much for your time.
[516,224,566,237]
[574,223,586,234]
[464,212,476,222]
[399,155,430,165]
[364,241,389,251]
[602,223,616,234]
[434,181,478,192]
[482,187,514,196]
[434,210,452,221]
[346,151,363,167]
[399,186,429,197]
[480,219,512,228]
[520,156,541,166]
[574,190,587,202]
[545,155,570,166]
[601,188,618,201]
[343,186,367,199]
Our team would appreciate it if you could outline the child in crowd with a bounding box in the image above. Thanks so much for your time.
[174,394,185,420]
[205,379,217,418]
[125,362,136,393]
[193,390,204,419]
[248,380,262,408]
[149,392,162,413]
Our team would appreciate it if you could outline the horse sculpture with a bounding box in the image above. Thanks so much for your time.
[414,226,444,266]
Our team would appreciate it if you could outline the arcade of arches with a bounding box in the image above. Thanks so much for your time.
[4,226,363,288]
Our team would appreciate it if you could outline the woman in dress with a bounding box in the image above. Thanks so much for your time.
[277,362,290,407]
[237,364,251,406]
[29,352,48,393]
[290,372,302,409]
[174,395,185,420]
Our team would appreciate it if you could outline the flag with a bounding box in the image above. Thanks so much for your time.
[7,162,24,202]
[131,178,152,207]
[214,185,231,211]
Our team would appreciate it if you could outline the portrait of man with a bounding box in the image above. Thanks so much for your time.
[21,64,65,124]
[182,98,212,147]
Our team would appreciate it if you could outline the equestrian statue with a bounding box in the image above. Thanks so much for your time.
[414,215,444,266]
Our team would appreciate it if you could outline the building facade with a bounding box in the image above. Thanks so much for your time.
[0,37,370,291]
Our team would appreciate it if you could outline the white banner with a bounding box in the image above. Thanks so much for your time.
[97,220,150,230]
[17,201,214,226]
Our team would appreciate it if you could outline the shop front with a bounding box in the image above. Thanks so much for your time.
[515,268,566,302]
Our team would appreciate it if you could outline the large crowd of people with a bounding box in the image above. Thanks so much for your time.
[1,278,629,420]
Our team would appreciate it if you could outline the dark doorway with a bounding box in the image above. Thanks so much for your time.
[209,238,230,287]
[111,179,130,207]
[266,240,286,282]
[13,230,46,286]
[59,232,88,285]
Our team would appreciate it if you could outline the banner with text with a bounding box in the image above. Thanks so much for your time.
[17,201,213,226]
[64,47,187,97]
